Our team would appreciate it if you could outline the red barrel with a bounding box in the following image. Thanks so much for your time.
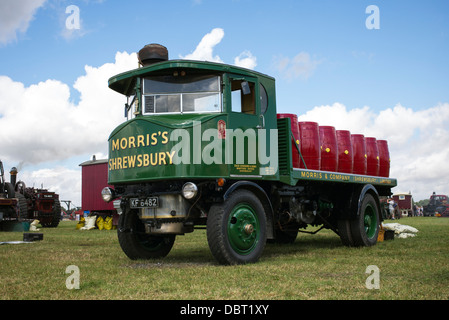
[298,121,321,170]
[377,140,390,177]
[336,130,353,174]
[351,134,367,175]
[365,137,379,176]
[277,113,301,168]
[319,126,338,172]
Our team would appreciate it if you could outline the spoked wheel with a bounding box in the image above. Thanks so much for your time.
[207,190,267,265]
[118,209,175,260]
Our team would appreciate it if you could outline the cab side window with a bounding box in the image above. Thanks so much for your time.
[231,80,256,114]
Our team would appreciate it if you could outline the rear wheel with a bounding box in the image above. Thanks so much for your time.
[207,190,267,265]
[350,193,380,246]
[118,209,175,260]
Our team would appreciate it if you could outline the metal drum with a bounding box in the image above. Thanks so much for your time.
[377,139,390,177]
[336,130,353,174]
[351,134,367,175]
[365,137,380,176]
[319,126,338,172]
[298,121,321,170]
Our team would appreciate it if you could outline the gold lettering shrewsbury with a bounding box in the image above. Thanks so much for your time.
[109,151,176,171]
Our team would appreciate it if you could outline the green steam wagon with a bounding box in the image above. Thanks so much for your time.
[101,44,397,265]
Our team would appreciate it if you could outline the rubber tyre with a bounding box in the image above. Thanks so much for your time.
[207,190,267,265]
[117,209,175,260]
[338,218,354,246]
[350,193,380,247]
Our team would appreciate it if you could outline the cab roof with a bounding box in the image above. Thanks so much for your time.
[108,59,274,96]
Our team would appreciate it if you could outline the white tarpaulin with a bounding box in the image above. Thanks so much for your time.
[382,223,419,238]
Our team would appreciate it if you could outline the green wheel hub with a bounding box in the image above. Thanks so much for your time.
[364,203,378,239]
[227,203,260,255]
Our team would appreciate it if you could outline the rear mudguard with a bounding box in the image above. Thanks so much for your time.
[342,184,381,220]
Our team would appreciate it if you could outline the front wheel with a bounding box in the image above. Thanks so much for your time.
[207,190,267,265]
[118,209,175,260]
[350,193,380,246]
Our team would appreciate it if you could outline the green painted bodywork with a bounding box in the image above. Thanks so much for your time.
[107,59,397,189]
[108,60,279,185]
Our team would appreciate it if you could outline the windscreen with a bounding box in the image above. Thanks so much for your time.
[143,75,221,114]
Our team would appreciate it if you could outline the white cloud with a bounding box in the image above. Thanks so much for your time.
[234,50,257,70]
[0,0,46,45]
[180,28,257,70]
[274,52,322,80]
[0,51,137,204]
[298,102,449,200]
[180,28,225,62]
[0,51,137,166]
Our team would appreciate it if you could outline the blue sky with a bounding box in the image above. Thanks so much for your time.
[1,0,449,204]
[3,0,448,110]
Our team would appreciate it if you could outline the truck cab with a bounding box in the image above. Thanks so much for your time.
[107,52,278,184]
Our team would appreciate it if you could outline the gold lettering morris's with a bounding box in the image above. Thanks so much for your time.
[111,131,169,151]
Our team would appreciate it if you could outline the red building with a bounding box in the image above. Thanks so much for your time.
[79,157,118,223]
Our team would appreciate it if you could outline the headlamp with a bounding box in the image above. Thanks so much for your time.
[101,187,115,202]
[182,182,198,199]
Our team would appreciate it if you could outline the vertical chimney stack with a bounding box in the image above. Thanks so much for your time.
[138,44,169,67]
[10,167,18,187]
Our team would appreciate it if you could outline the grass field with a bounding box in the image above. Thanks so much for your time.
[1,217,448,300]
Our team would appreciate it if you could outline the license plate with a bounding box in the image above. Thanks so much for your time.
[130,197,159,208]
